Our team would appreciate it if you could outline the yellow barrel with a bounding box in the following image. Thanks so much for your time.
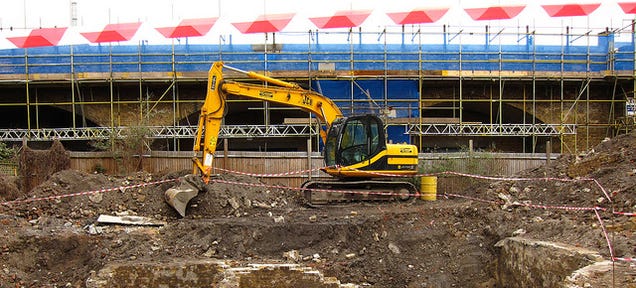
[420,176,437,201]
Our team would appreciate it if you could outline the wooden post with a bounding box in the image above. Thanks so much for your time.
[307,139,312,181]
[223,138,228,172]
[546,140,551,166]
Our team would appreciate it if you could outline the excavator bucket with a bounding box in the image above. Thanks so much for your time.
[164,174,206,217]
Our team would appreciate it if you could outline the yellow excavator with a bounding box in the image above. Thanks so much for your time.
[165,61,419,217]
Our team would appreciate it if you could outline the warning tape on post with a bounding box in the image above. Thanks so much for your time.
[0,178,178,207]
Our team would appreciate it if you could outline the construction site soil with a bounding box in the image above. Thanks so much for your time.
[1,131,636,287]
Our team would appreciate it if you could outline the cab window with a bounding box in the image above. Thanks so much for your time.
[339,119,368,165]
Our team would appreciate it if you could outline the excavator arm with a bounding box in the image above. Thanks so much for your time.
[166,61,344,216]
[193,61,343,180]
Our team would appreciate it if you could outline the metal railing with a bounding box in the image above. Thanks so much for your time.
[0,124,319,141]
[0,122,578,142]
[406,123,578,136]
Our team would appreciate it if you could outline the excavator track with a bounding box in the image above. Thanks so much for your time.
[301,179,417,205]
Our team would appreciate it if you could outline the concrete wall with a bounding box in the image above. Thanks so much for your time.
[494,237,603,288]
[86,260,347,288]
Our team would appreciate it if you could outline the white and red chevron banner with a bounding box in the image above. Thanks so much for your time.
[0,1,634,49]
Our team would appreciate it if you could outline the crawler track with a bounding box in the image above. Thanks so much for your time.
[301,179,417,205]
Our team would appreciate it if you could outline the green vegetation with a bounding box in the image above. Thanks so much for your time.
[0,142,18,176]
[418,148,506,194]
[0,142,16,161]
[90,125,153,175]
[422,151,505,175]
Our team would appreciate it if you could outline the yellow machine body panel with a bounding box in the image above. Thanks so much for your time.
[322,143,418,178]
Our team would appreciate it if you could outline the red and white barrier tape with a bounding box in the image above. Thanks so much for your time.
[6,167,606,212]
[1,169,633,265]
[594,209,616,262]
[0,178,178,207]
[444,193,607,212]
[613,211,636,217]
[212,178,609,214]
[214,167,322,177]
[453,171,611,204]
[326,168,613,203]
[211,166,635,217]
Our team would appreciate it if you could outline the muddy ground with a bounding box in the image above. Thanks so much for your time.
[1,131,636,287]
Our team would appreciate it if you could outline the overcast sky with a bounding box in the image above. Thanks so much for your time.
[0,0,633,47]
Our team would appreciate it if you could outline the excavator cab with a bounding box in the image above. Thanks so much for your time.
[324,115,385,168]
[321,114,418,179]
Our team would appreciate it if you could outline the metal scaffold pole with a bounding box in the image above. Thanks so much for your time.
[109,43,115,151]
[24,49,31,133]
[418,27,422,152]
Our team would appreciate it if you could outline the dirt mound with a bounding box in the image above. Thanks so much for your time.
[515,132,636,210]
[1,131,635,287]
[470,130,636,260]
[0,175,20,201]
[8,169,300,221]
[180,173,304,217]
[18,140,70,193]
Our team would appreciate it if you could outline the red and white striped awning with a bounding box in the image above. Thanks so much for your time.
[618,2,636,14]
[7,27,67,48]
[387,8,449,25]
[155,18,217,38]
[464,5,526,21]
[310,10,372,29]
[541,3,601,17]
[81,22,142,43]
[232,14,295,34]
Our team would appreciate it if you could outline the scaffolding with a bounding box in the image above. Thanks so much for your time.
[0,24,634,153]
